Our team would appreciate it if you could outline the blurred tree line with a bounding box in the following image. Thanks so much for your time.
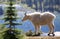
[20,0,60,12]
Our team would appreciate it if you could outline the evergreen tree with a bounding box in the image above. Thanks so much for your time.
[1,0,24,39]
[34,0,38,11]
[26,0,33,7]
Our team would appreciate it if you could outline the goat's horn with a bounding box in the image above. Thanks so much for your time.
[25,12,26,16]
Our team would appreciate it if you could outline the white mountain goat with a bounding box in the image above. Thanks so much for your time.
[22,12,56,36]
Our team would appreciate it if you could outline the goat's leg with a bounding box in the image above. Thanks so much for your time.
[33,25,40,36]
[48,23,55,36]
[35,26,38,35]
[38,26,42,34]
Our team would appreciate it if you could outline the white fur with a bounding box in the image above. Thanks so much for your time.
[27,12,56,18]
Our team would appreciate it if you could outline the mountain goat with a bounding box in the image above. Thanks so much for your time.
[22,12,56,36]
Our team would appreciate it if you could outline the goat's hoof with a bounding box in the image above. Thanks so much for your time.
[53,34,55,36]
[48,33,55,36]
[33,33,41,36]
[33,34,40,36]
[48,34,50,36]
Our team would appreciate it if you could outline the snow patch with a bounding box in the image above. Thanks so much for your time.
[41,32,60,36]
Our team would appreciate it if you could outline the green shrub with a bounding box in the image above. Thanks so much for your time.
[0,29,25,39]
